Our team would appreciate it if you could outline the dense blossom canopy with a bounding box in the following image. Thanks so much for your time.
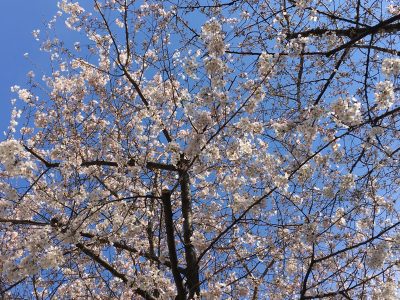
[1,0,400,299]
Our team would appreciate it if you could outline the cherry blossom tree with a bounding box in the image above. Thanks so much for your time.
[1,0,400,299]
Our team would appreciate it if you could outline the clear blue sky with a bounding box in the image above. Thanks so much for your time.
[0,1,56,134]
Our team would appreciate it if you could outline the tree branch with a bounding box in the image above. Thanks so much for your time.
[287,21,400,39]
[23,145,135,168]
[326,14,400,56]
[0,218,48,226]
[178,156,200,298]
[161,189,186,299]
[76,242,156,300]
[146,161,178,172]
[79,232,186,275]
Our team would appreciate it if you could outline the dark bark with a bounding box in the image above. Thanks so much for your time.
[161,190,186,300]
[178,156,200,298]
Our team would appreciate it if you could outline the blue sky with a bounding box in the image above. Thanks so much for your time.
[0,1,56,134]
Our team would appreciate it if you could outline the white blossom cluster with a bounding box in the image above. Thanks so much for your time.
[333,207,346,227]
[375,81,395,110]
[191,231,207,252]
[201,19,227,88]
[58,0,85,15]
[2,0,400,298]
[387,4,400,15]
[201,18,225,57]
[226,138,253,161]
[185,134,206,157]
[41,246,65,269]
[339,173,355,192]
[366,242,390,269]
[204,57,226,77]
[331,97,363,127]
[183,52,200,79]
[8,107,22,133]
[0,139,33,175]
[271,119,292,138]
[297,163,312,183]
[242,80,265,113]
[287,36,309,55]
[11,85,33,103]
[382,58,400,76]
[58,0,86,31]
[372,279,398,300]
[294,0,312,9]
[258,52,274,78]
